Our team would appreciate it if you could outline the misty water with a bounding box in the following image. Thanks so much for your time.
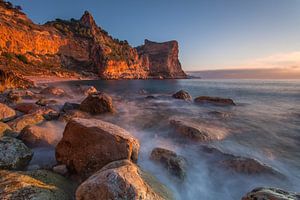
[32,79,300,199]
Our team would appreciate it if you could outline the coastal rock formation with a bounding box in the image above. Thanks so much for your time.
[0,136,33,170]
[8,112,44,132]
[172,90,192,100]
[194,96,236,106]
[150,147,187,180]
[242,187,300,200]
[0,170,76,200]
[56,118,140,179]
[76,160,172,200]
[0,102,16,121]
[136,40,187,79]
[80,92,114,114]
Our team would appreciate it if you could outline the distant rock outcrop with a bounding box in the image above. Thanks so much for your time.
[136,39,187,79]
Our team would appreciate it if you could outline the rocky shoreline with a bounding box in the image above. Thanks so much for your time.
[0,83,298,200]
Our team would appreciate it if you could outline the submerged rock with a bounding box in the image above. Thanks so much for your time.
[0,103,16,122]
[0,136,33,170]
[76,160,172,200]
[170,119,228,141]
[194,96,236,106]
[0,170,76,200]
[242,187,300,200]
[150,147,187,180]
[61,102,80,112]
[36,98,58,106]
[15,102,40,114]
[56,118,140,179]
[172,90,192,100]
[18,125,61,147]
[8,112,44,132]
[40,86,66,97]
[80,92,114,114]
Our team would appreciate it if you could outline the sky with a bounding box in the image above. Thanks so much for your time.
[9,0,300,71]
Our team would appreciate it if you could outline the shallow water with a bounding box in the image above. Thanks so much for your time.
[47,79,300,199]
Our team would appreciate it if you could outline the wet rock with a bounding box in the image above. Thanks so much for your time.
[242,187,300,200]
[7,90,22,103]
[53,165,68,176]
[0,103,16,122]
[80,85,98,96]
[0,122,12,137]
[76,160,172,200]
[18,125,61,147]
[61,102,80,112]
[59,110,90,122]
[146,95,156,99]
[40,86,66,97]
[172,90,192,100]
[36,98,58,106]
[15,102,39,114]
[8,112,44,132]
[56,118,140,179]
[150,147,187,180]
[170,119,228,141]
[0,170,76,200]
[208,111,232,119]
[194,96,236,106]
[0,136,33,170]
[80,92,114,115]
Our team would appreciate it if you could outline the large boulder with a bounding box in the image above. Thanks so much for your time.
[194,96,236,106]
[0,122,12,137]
[76,160,173,200]
[56,118,140,179]
[40,86,66,97]
[242,187,300,200]
[170,119,228,141]
[15,102,40,114]
[0,170,76,200]
[0,103,16,122]
[18,125,61,147]
[150,147,186,180]
[8,112,44,132]
[0,136,33,170]
[172,90,192,100]
[79,92,114,115]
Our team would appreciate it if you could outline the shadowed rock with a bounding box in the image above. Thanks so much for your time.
[172,90,192,100]
[56,118,140,180]
[194,96,236,106]
[15,102,39,114]
[61,102,80,112]
[80,92,114,114]
[242,187,300,200]
[0,122,12,137]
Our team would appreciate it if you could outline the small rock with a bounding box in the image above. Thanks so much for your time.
[56,118,140,179]
[76,160,172,200]
[61,102,80,112]
[8,112,44,132]
[0,103,16,122]
[146,95,156,99]
[150,147,187,180]
[53,164,68,176]
[172,90,192,100]
[0,136,33,170]
[80,92,114,115]
[194,96,236,106]
[7,90,22,103]
[242,187,300,200]
[40,86,66,96]
[80,85,98,96]
[15,103,39,114]
[36,98,58,106]
[59,110,90,122]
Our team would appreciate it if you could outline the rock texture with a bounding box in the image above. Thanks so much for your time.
[0,122,12,137]
[136,39,187,79]
[172,90,192,100]
[56,118,140,179]
[8,112,45,132]
[76,160,172,200]
[242,187,300,200]
[0,2,186,80]
[0,136,33,170]
[80,92,114,114]
[194,96,236,106]
[0,170,76,200]
[0,102,16,121]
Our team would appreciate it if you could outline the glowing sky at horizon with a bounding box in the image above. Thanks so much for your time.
[9,0,300,71]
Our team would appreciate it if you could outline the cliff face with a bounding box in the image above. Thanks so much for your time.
[0,1,186,79]
[136,40,187,79]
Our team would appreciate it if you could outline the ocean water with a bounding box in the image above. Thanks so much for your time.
[49,79,300,199]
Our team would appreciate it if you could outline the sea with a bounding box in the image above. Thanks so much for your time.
[30,78,300,199]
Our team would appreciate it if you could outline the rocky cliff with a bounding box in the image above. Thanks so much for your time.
[0,1,186,80]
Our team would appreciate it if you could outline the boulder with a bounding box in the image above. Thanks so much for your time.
[194,96,235,106]
[61,102,80,112]
[80,92,114,114]
[172,90,192,100]
[18,125,61,147]
[56,118,140,179]
[170,119,228,141]
[150,147,186,180]
[0,103,16,122]
[8,112,44,132]
[0,136,33,170]
[15,102,40,114]
[40,86,66,97]
[76,160,172,200]
[0,122,12,137]
[59,110,90,122]
[242,187,300,200]
[0,170,76,200]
